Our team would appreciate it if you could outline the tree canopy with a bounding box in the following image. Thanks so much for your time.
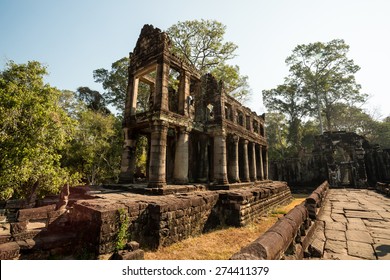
[93,57,129,114]
[167,19,251,102]
[285,39,366,133]
[0,61,76,200]
[262,39,380,158]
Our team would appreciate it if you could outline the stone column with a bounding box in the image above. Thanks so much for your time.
[249,142,257,181]
[198,134,209,182]
[173,128,189,184]
[178,71,190,116]
[259,145,264,180]
[148,121,168,188]
[213,132,229,185]
[241,139,250,182]
[228,135,240,183]
[264,147,269,180]
[155,61,169,111]
[119,128,137,183]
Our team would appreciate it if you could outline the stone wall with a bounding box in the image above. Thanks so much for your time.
[0,205,76,259]
[270,132,390,189]
[215,182,292,227]
[69,182,292,257]
[231,181,329,260]
[0,182,292,259]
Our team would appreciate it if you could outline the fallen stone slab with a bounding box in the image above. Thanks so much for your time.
[363,220,388,229]
[111,249,144,260]
[0,242,20,259]
[344,210,383,220]
[377,211,390,219]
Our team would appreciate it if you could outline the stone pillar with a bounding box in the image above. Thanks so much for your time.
[241,139,250,182]
[155,61,169,111]
[119,128,137,183]
[259,145,264,180]
[249,142,257,181]
[198,134,209,182]
[178,71,190,116]
[213,132,229,185]
[130,77,139,115]
[228,135,240,183]
[264,147,269,180]
[173,128,189,184]
[148,121,168,188]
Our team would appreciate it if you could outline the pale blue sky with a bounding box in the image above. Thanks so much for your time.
[1,0,389,118]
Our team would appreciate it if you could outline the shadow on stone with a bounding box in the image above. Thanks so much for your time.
[375,244,390,257]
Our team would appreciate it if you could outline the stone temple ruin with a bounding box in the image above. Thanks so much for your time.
[0,25,291,260]
[271,131,390,189]
[118,24,269,191]
[2,25,389,260]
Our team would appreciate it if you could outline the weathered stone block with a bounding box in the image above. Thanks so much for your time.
[10,221,28,235]
[0,242,20,259]
[17,204,56,222]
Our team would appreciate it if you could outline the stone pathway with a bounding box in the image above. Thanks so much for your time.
[313,188,390,260]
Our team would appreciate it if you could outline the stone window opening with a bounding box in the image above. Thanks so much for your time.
[207,103,214,120]
[134,134,149,181]
[237,111,244,126]
[225,104,233,121]
[136,80,151,113]
[260,124,265,137]
[246,116,251,130]
[133,69,156,114]
[253,121,259,134]
[168,67,180,113]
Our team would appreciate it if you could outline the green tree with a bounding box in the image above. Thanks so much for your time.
[94,57,152,114]
[167,19,237,73]
[263,80,309,156]
[265,112,289,160]
[0,61,76,200]
[76,86,110,114]
[330,103,376,137]
[93,57,129,113]
[62,107,122,185]
[368,116,390,148]
[167,19,251,102]
[211,64,251,102]
[286,39,367,133]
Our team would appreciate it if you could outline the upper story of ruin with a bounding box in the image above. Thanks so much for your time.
[124,24,266,146]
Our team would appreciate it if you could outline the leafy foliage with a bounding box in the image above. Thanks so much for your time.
[167,19,251,102]
[167,19,237,73]
[264,113,289,159]
[76,86,110,114]
[285,39,367,133]
[61,98,122,185]
[93,57,129,114]
[263,39,375,159]
[0,61,77,200]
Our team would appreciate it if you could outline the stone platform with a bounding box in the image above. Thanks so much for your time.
[71,181,292,254]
